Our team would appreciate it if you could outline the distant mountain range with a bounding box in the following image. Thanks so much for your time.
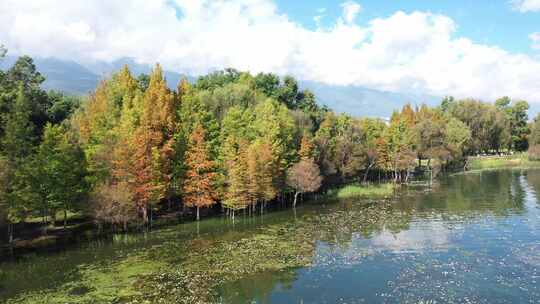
[0,56,442,118]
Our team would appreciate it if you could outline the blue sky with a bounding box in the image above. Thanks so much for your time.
[275,0,540,54]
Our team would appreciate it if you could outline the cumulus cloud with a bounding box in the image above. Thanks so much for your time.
[371,222,454,253]
[340,1,362,24]
[511,0,540,12]
[530,32,540,50]
[1,0,540,104]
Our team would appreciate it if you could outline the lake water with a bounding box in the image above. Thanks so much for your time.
[1,169,540,303]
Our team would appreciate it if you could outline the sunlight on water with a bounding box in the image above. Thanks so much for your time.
[1,169,540,303]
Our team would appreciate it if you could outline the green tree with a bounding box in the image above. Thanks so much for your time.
[1,85,37,242]
[36,124,89,228]
[223,141,251,218]
[509,100,530,151]
[46,91,82,124]
[1,56,49,138]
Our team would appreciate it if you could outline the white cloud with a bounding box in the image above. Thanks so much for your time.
[530,32,540,50]
[1,0,540,104]
[340,1,362,24]
[371,222,455,253]
[314,7,327,26]
[511,0,540,12]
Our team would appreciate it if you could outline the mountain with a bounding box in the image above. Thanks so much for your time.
[300,81,441,118]
[1,56,441,118]
[0,56,191,94]
[81,57,192,89]
[1,56,99,94]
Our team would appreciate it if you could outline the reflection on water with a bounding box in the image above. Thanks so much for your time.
[1,170,540,303]
[219,170,540,304]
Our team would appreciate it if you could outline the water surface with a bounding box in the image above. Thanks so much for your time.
[1,169,540,303]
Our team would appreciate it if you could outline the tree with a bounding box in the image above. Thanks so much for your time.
[509,100,530,151]
[223,141,251,217]
[298,134,314,160]
[195,68,241,90]
[444,117,472,161]
[252,99,296,190]
[1,56,49,138]
[413,105,445,166]
[254,72,280,98]
[528,113,540,160]
[495,96,511,109]
[0,155,12,240]
[449,99,510,154]
[246,140,276,212]
[46,91,81,124]
[137,73,150,92]
[131,64,177,223]
[359,118,386,182]
[286,159,322,207]
[90,182,137,231]
[1,85,36,242]
[384,113,417,183]
[277,76,299,108]
[36,123,89,228]
[1,84,36,160]
[182,124,217,220]
[440,96,455,112]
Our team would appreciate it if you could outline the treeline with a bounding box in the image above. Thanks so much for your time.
[0,49,535,242]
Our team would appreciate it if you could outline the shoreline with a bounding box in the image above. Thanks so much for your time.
[3,157,540,259]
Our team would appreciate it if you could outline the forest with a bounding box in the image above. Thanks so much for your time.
[1,48,539,245]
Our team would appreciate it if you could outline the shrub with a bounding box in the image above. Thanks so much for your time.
[90,182,138,231]
[528,145,540,161]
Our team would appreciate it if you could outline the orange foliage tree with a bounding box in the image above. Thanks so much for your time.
[182,124,217,220]
[131,64,177,223]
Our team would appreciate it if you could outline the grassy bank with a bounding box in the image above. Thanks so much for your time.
[325,183,396,200]
[467,153,540,171]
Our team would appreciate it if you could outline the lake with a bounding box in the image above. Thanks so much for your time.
[1,169,540,303]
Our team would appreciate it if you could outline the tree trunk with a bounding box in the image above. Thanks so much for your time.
[43,207,49,235]
[63,209,67,229]
[8,222,13,244]
[293,191,300,208]
[363,163,374,183]
[196,206,200,221]
[150,207,153,229]
[141,207,148,225]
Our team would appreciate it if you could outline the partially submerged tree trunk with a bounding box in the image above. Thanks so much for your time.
[196,206,200,221]
[8,222,13,244]
[141,207,148,226]
[52,211,57,227]
[293,191,300,208]
[363,163,374,183]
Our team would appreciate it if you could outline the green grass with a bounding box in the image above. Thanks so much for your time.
[23,210,84,224]
[326,183,396,200]
[468,153,540,170]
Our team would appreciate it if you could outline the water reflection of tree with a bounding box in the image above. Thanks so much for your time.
[524,170,540,207]
[393,170,527,217]
[218,269,297,304]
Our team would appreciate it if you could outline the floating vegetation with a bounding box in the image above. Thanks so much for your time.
[3,170,540,303]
